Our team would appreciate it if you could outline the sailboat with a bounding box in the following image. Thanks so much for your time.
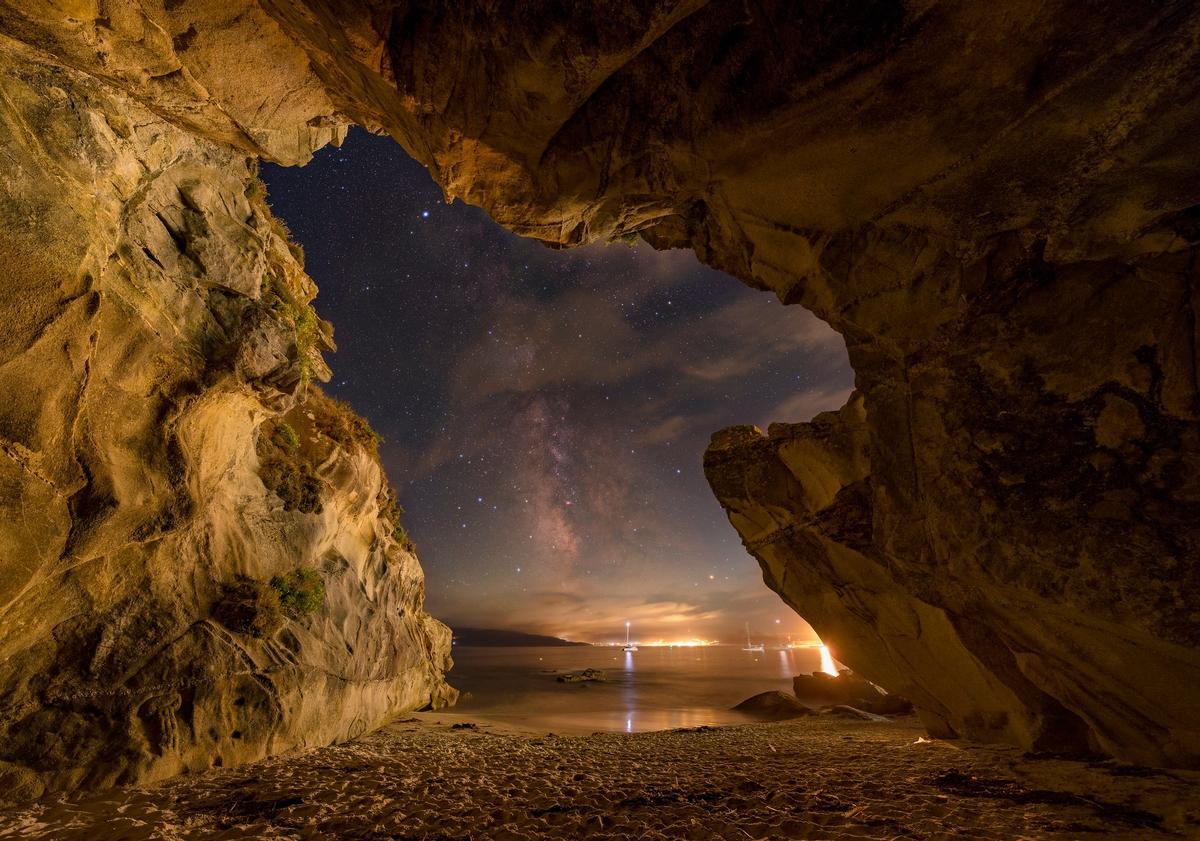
[742,622,765,652]
[622,621,638,652]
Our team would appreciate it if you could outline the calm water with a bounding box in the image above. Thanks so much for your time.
[444,645,831,733]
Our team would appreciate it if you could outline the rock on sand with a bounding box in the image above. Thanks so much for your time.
[732,691,817,720]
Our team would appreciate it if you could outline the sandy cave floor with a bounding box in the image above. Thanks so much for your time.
[1,716,1198,840]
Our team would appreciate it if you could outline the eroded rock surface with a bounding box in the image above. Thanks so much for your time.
[0,0,1198,784]
[0,33,452,800]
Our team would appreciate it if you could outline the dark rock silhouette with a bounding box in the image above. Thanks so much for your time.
[556,669,607,684]
[794,671,914,716]
[733,691,817,721]
[454,628,589,647]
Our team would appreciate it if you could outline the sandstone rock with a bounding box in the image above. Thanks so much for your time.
[732,691,817,721]
[864,694,913,717]
[0,38,453,800]
[793,671,913,716]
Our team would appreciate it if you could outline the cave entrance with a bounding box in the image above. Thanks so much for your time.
[261,128,853,651]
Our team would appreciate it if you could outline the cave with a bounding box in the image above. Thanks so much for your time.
[0,0,1198,816]
[255,127,854,648]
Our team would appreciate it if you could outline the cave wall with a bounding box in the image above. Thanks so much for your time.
[0,13,452,801]
[0,0,1197,787]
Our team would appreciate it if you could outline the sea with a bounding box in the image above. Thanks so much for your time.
[441,644,835,734]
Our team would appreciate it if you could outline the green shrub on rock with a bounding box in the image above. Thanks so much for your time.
[270,567,325,619]
[272,422,300,450]
[257,416,323,513]
[312,394,382,454]
[392,523,416,554]
[607,230,640,247]
[378,488,416,553]
[258,452,322,513]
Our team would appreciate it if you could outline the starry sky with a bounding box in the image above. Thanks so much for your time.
[262,129,853,644]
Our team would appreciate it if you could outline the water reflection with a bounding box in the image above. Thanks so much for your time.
[621,649,636,732]
[449,645,833,734]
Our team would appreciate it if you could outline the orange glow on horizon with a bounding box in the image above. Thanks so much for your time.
[602,637,718,648]
[638,638,718,648]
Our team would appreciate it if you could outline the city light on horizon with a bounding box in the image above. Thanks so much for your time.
[537,612,821,648]
[582,635,827,648]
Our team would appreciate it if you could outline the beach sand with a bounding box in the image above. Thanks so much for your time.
[1,715,1196,840]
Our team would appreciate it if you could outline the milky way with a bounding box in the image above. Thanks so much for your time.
[262,129,853,643]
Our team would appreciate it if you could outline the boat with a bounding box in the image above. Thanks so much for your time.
[622,621,638,652]
[742,622,765,652]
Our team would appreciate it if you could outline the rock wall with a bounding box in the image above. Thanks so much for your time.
[0,29,452,800]
[0,0,1198,783]
[704,232,1200,767]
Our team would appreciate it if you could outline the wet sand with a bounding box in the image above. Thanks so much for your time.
[1,716,1197,840]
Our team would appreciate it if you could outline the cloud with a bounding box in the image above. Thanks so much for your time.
[759,385,854,427]
[637,415,690,445]
[439,583,819,644]
[446,254,846,409]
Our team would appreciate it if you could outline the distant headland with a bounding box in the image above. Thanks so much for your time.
[451,627,590,647]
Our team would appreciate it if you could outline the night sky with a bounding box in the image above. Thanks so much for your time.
[262,129,852,644]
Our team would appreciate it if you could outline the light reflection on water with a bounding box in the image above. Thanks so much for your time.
[446,645,830,734]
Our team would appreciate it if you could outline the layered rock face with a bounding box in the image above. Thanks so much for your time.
[0,28,452,800]
[1,0,1198,783]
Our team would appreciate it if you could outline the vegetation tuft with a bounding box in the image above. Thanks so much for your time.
[213,579,285,638]
[272,422,300,450]
[247,173,322,387]
[607,230,640,247]
[392,522,416,554]
[258,447,323,513]
[270,567,325,619]
[264,281,321,388]
[256,390,389,515]
[244,178,265,203]
[379,487,416,553]
[258,415,323,514]
[310,392,383,456]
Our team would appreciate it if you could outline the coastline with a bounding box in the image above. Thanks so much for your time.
[2,717,1195,840]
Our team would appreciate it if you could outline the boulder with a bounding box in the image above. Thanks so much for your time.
[792,671,913,717]
[733,691,817,721]
[824,706,891,723]
[556,668,607,684]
